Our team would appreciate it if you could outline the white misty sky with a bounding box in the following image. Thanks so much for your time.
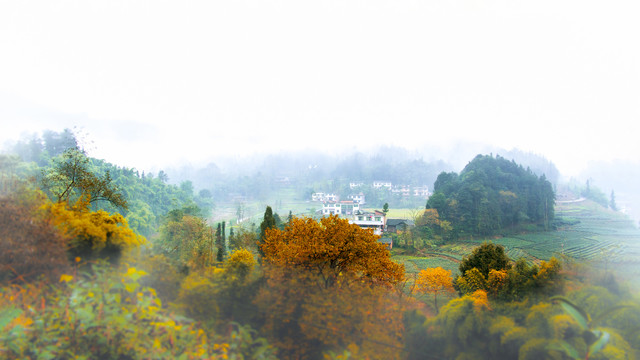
[1,0,639,175]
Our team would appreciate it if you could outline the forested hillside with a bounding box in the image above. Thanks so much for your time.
[3,130,210,237]
[427,154,556,238]
[1,131,638,359]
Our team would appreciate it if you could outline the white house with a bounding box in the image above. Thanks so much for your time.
[413,186,430,198]
[348,192,366,205]
[391,185,411,197]
[322,200,360,216]
[373,181,392,190]
[349,182,364,189]
[350,210,386,235]
[312,192,339,202]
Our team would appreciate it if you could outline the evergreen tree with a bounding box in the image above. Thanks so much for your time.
[259,206,277,258]
[216,222,225,261]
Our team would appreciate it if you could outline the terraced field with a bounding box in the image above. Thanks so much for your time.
[393,199,640,287]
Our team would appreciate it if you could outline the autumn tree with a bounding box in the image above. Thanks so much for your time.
[415,267,455,313]
[44,197,144,263]
[257,215,406,359]
[261,215,404,288]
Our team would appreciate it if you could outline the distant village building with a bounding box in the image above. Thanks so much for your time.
[312,192,339,202]
[391,185,411,197]
[372,181,393,190]
[322,200,361,216]
[386,218,414,233]
[413,186,430,198]
[349,182,365,189]
[350,210,386,236]
[348,192,366,205]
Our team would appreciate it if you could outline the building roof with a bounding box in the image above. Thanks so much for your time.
[386,218,414,227]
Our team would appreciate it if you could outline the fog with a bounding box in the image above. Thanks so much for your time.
[2,0,640,178]
[2,1,640,358]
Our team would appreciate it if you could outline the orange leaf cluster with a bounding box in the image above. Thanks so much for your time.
[261,215,404,288]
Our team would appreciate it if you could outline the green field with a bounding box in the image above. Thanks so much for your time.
[392,199,640,287]
[394,254,460,276]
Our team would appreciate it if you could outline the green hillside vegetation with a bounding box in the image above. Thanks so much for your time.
[1,132,639,359]
[427,154,555,238]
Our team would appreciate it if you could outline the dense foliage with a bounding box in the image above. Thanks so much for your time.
[427,154,556,238]
[0,262,277,359]
[258,215,407,359]
[5,129,208,237]
[2,133,638,359]
[455,242,563,301]
[0,192,70,283]
[261,215,405,288]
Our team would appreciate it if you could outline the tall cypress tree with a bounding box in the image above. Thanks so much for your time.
[216,222,225,261]
[259,206,277,257]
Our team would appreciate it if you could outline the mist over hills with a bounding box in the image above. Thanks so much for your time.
[4,128,637,224]
[164,143,560,190]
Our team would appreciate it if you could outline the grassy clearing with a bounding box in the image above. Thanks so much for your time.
[393,254,459,277]
[379,208,422,219]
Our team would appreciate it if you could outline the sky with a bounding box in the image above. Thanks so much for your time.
[1,0,639,176]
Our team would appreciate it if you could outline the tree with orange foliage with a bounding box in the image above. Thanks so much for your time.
[44,197,144,262]
[415,267,455,313]
[257,215,406,359]
[261,215,404,288]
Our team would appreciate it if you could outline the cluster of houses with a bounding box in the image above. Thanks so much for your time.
[350,181,431,198]
[311,182,420,248]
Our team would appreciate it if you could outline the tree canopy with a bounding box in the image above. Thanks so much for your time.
[426,154,556,237]
[40,148,128,210]
[261,215,404,288]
